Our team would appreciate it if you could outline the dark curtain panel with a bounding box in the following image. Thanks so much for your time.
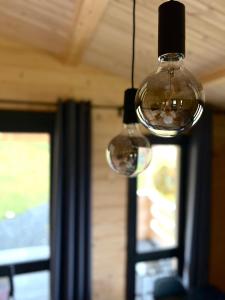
[51,100,92,300]
[183,109,212,288]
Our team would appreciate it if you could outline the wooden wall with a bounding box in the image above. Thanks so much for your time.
[209,113,225,291]
[0,40,128,299]
[92,109,127,300]
[0,38,129,107]
[92,111,225,298]
[1,37,225,297]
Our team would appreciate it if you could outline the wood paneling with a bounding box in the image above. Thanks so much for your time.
[66,0,109,64]
[209,113,225,291]
[92,109,127,300]
[0,0,109,59]
[0,0,77,54]
[83,0,225,81]
[0,38,129,107]
[83,0,225,106]
[0,1,224,105]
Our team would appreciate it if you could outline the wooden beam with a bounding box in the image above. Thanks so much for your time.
[66,0,109,64]
[201,66,225,85]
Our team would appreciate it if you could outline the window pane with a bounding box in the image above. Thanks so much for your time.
[0,133,50,263]
[137,145,180,253]
[14,271,50,300]
[0,277,10,299]
[135,258,178,299]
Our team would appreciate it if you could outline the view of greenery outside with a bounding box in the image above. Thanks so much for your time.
[138,145,179,199]
[0,133,50,300]
[0,133,50,220]
[137,145,180,248]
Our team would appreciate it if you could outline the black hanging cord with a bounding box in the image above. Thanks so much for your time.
[131,0,136,88]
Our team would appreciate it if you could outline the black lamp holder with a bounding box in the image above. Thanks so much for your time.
[158,0,185,57]
[123,88,138,124]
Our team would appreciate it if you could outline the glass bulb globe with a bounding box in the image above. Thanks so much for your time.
[106,124,151,177]
[135,54,205,137]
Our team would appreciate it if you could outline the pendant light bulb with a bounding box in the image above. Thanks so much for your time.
[135,0,205,137]
[106,89,151,177]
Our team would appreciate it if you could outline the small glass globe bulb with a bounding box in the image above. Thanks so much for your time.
[135,53,205,138]
[106,123,151,177]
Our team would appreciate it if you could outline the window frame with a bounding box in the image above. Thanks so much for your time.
[126,134,189,300]
[0,110,55,296]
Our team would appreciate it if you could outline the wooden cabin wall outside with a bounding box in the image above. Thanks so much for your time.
[209,113,225,292]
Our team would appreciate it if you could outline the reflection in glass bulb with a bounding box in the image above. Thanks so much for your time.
[136,54,205,138]
[106,124,151,177]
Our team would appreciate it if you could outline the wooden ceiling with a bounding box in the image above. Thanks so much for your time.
[0,0,224,107]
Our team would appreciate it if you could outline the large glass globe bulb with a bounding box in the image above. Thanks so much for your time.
[106,124,151,177]
[135,54,205,138]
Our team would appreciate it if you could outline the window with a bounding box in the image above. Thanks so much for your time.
[135,258,178,300]
[14,271,50,300]
[137,145,180,253]
[0,111,54,300]
[126,136,188,300]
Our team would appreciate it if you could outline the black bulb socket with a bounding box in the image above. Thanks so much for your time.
[158,0,185,57]
[123,88,138,124]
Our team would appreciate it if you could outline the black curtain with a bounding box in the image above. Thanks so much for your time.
[183,108,212,288]
[51,100,92,300]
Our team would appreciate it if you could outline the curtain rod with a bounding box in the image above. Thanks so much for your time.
[0,99,56,107]
[0,99,122,111]
[0,99,224,115]
[92,104,122,110]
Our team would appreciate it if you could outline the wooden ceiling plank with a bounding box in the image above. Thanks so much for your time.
[0,0,74,23]
[0,4,71,36]
[0,40,129,106]
[201,67,225,85]
[83,0,225,92]
[66,0,110,64]
[0,13,67,54]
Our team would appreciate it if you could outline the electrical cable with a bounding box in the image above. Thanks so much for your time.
[131,0,136,88]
